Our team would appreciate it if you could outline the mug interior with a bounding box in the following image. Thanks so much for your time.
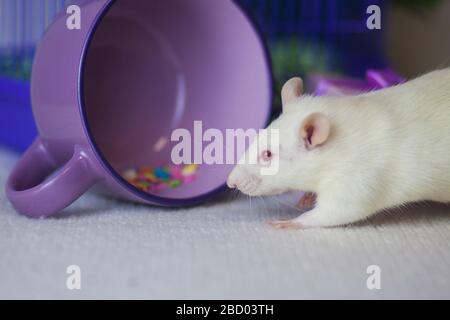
[82,0,272,201]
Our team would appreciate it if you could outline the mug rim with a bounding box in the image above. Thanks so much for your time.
[77,0,274,206]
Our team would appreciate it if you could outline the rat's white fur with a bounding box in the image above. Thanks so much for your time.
[227,68,450,229]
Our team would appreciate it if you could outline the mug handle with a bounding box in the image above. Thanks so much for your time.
[6,138,101,218]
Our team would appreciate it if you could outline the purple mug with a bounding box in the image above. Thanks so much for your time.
[6,0,273,218]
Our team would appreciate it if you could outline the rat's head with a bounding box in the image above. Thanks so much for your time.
[227,77,331,196]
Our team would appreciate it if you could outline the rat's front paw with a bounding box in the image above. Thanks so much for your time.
[297,192,317,209]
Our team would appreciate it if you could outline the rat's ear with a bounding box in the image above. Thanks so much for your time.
[300,113,331,150]
[281,77,303,110]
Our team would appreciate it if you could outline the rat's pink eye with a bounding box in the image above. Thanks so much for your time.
[261,150,272,162]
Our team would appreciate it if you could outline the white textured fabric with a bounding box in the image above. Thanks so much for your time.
[0,146,449,299]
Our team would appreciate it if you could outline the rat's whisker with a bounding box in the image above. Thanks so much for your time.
[259,196,272,215]
[225,189,235,201]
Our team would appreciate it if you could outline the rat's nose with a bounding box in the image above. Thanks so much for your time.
[227,178,237,189]
[227,170,238,189]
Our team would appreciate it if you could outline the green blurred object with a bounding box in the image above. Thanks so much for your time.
[0,53,32,81]
[270,37,343,108]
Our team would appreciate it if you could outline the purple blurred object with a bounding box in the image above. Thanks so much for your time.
[0,77,37,151]
[6,0,273,218]
[309,69,404,96]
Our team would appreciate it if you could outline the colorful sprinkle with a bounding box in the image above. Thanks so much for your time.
[168,180,181,188]
[154,167,170,180]
[142,172,157,182]
[182,164,199,176]
[182,174,196,184]
[123,169,138,181]
[123,163,199,193]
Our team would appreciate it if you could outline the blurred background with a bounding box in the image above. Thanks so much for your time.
[0,0,449,150]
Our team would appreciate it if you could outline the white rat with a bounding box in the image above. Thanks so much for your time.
[227,68,450,229]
